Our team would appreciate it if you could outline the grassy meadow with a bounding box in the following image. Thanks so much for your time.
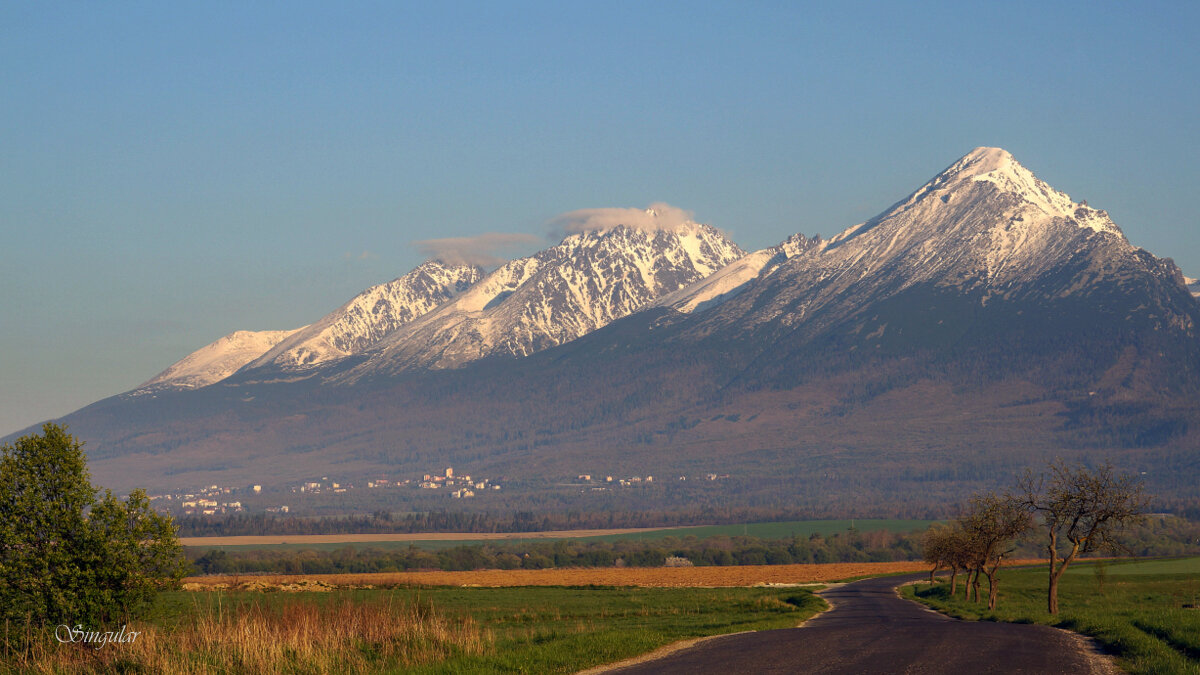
[4,585,825,674]
[905,557,1200,674]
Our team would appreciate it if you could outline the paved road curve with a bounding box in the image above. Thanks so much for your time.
[610,574,1113,674]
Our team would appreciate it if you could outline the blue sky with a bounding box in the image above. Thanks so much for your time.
[2,2,1198,435]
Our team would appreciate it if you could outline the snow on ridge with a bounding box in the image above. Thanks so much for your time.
[1186,276,1200,298]
[655,233,819,314]
[654,249,777,313]
[342,221,746,374]
[817,147,1129,286]
[877,147,1122,239]
[247,260,485,371]
[138,327,305,391]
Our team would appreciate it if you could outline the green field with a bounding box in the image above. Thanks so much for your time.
[16,585,824,674]
[189,518,936,552]
[1064,556,1200,577]
[905,557,1200,674]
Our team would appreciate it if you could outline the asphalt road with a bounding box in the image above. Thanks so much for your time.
[609,574,1112,674]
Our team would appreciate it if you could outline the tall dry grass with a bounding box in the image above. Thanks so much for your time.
[4,595,491,674]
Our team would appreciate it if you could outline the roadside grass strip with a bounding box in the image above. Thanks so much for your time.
[904,557,1200,674]
[7,586,826,674]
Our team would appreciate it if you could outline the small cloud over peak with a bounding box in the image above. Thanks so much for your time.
[548,202,697,238]
[413,232,542,267]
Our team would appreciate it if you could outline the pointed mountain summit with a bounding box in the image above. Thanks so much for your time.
[660,147,1197,395]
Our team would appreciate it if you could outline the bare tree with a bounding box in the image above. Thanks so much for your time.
[1016,461,1146,614]
[959,492,1032,610]
[921,523,954,584]
[922,523,974,597]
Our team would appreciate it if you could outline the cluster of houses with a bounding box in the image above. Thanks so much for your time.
[417,467,502,498]
[291,476,356,494]
[570,474,655,491]
[574,472,730,492]
[148,484,257,516]
[281,468,502,499]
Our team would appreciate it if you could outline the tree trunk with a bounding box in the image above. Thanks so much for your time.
[984,563,999,610]
[949,567,958,596]
[1047,568,1059,614]
[1046,531,1058,614]
[1048,539,1080,615]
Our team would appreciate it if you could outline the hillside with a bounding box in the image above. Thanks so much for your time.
[13,148,1200,511]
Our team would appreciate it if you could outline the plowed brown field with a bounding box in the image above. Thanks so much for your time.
[184,561,936,589]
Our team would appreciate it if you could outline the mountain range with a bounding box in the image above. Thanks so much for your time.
[13,148,1200,509]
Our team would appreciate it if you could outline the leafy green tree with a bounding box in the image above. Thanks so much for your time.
[0,423,188,634]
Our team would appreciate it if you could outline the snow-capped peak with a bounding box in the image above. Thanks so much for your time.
[245,260,485,372]
[820,147,1130,287]
[901,147,1122,236]
[137,327,305,392]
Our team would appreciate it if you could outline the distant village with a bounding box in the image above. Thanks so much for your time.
[571,473,729,490]
[149,466,730,516]
[148,484,250,516]
[148,466,504,516]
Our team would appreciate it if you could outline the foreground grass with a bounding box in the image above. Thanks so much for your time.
[903,557,1200,674]
[4,585,824,674]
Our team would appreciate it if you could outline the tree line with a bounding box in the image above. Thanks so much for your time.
[175,506,834,537]
[923,460,1145,614]
[189,528,927,575]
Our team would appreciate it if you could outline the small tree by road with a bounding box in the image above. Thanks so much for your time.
[0,423,188,640]
[1016,461,1146,614]
[958,492,1031,610]
[922,522,975,597]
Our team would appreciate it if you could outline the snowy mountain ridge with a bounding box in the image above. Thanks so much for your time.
[243,261,485,374]
[130,148,1191,397]
[658,147,1148,329]
[338,218,745,377]
[137,328,305,392]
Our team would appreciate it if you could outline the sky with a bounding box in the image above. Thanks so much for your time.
[2,2,1198,436]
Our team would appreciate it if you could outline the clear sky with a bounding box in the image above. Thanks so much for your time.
[2,2,1198,436]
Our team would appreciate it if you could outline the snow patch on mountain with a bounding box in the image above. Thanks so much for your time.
[655,233,820,314]
[246,261,485,372]
[138,328,305,392]
[1186,276,1200,298]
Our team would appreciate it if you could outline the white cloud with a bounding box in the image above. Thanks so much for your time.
[413,232,542,267]
[548,202,696,237]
